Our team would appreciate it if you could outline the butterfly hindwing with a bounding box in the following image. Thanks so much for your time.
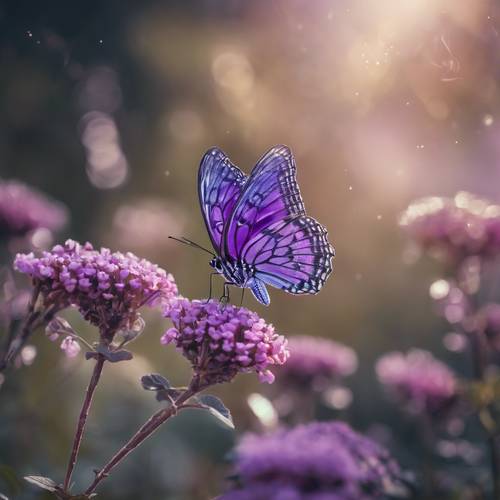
[251,215,335,295]
[198,148,247,252]
[223,145,305,259]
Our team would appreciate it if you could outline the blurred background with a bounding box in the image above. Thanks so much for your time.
[1,0,500,498]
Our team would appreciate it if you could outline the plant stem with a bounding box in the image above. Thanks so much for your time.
[469,326,500,499]
[490,434,500,500]
[0,311,40,372]
[0,286,41,372]
[63,355,106,492]
[470,330,486,380]
[418,414,437,498]
[84,384,198,496]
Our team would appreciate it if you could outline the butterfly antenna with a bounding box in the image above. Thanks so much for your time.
[168,236,215,257]
[180,237,216,256]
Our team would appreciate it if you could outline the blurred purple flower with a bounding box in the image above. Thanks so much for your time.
[220,422,405,500]
[276,335,357,387]
[477,303,500,351]
[162,299,289,386]
[0,180,67,239]
[219,483,347,500]
[14,239,178,338]
[428,279,469,325]
[109,198,186,256]
[376,349,458,416]
[399,191,500,263]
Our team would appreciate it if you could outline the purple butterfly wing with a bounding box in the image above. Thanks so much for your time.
[222,145,334,295]
[198,147,247,252]
[250,216,335,295]
[223,145,305,258]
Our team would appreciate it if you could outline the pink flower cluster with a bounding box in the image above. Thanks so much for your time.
[14,239,178,337]
[376,349,458,416]
[0,180,67,238]
[277,335,357,386]
[399,192,500,263]
[162,299,289,385]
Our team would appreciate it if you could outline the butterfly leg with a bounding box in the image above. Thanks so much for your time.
[219,281,233,306]
[205,272,218,303]
[239,287,245,306]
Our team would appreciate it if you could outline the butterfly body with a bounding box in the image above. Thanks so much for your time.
[210,256,254,287]
[209,255,271,305]
[199,145,334,306]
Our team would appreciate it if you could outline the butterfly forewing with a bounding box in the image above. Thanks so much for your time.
[222,145,305,259]
[198,148,247,253]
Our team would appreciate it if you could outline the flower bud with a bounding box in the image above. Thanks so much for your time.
[60,336,81,358]
[45,316,75,342]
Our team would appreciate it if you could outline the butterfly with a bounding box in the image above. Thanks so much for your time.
[193,145,334,306]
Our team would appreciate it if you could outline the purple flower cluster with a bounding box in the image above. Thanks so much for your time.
[376,349,458,416]
[14,239,178,337]
[220,422,404,500]
[162,299,289,386]
[399,192,500,263]
[276,335,357,387]
[0,180,67,239]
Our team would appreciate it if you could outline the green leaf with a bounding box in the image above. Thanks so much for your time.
[141,373,171,391]
[198,395,235,429]
[156,388,183,403]
[86,347,133,363]
[24,476,58,492]
[104,349,133,363]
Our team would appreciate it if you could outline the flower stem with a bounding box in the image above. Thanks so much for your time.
[418,414,437,498]
[490,434,500,500]
[83,383,198,496]
[0,311,45,372]
[470,330,486,380]
[469,328,500,499]
[0,286,41,372]
[63,355,106,492]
